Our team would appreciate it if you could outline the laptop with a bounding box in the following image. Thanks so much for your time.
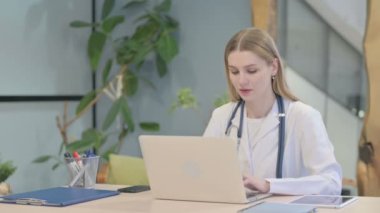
[138,135,271,204]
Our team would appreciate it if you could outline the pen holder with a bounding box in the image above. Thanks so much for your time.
[65,156,99,188]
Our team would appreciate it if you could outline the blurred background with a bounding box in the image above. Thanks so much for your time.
[0,0,366,195]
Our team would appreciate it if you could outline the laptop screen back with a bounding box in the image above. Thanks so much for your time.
[139,135,249,203]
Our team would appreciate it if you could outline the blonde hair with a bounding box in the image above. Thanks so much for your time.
[224,28,298,102]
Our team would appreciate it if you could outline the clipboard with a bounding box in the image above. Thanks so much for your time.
[238,202,317,213]
[290,195,358,208]
[0,187,119,207]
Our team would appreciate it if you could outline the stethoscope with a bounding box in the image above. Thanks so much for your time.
[224,95,285,178]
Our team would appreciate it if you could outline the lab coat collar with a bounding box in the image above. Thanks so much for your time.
[230,100,280,143]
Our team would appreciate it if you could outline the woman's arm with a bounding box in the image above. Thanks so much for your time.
[244,105,342,195]
[268,107,342,195]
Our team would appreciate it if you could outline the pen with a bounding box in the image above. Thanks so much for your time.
[73,151,83,168]
[68,165,88,187]
[85,149,96,157]
[64,152,80,176]
[73,151,84,186]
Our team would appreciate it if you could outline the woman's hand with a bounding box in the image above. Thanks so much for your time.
[243,175,270,193]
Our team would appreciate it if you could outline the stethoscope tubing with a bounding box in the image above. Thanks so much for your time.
[225,95,285,178]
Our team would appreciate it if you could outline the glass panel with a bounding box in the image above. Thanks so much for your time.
[278,0,367,117]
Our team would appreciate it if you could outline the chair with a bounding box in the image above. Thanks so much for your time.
[107,154,149,185]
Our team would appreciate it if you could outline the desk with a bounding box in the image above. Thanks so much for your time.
[0,184,378,213]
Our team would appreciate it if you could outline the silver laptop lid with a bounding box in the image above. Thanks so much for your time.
[139,135,251,203]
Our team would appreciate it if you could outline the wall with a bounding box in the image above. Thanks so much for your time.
[312,0,366,36]
[282,0,365,112]
[0,0,92,95]
[0,0,92,193]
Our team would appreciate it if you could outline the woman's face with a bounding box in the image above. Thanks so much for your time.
[227,50,277,103]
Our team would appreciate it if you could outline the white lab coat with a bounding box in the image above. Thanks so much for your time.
[203,98,342,195]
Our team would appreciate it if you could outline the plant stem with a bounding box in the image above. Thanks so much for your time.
[56,65,128,145]
[56,92,103,145]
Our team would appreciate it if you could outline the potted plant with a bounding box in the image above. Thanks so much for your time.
[0,159,16,195]
[33,0,179,174]
[170,88,229,118]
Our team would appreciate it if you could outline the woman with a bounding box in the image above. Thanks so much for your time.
[203,28,342,195]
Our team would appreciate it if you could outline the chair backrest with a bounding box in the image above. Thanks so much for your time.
[107,154,149,185]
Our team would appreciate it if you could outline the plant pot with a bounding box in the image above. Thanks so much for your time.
[0,182,11,195]
[96,162,109,184]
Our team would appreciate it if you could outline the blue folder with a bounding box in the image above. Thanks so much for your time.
[0,187,119,207]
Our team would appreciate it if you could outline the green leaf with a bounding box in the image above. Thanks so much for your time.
[170,88,198,112]
[76,90,97,115]
[155,53,167,77]
[132,21,159,42]
[102,98,123,130]
[116,38,139,64]
[135,11,163,27]
[101,0,115,20]
[132,43,152,69]
[213,93,229,108]
[52,163,60,170]
[32,155,52,163]
[102,16,125,33]
[163,15,179,32]
[155,32,178,63]
[178,88,198,108]
[169,101,179,113]
[123,71,138,96]
[123,0,146,9]
[65,139,95,153]
[140,122,160,131]
[80,128,108,151]
[102,59,113,85]
[70,20,93,28]
[154,0,171,13]
[82,128,104,148]
[88,31,107,71]
[120,98,135,132]
[0,161,16,182]
[98,134,109,149]
[135,13,150,23]
[118,127,128,141]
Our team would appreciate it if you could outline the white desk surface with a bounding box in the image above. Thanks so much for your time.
[0,184,378,213]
